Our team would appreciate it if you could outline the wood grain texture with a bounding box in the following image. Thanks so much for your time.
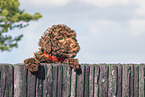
[122,64,134,97]
[14,64,26,97]
[76,65,85,97]
[139,64,144,97]
[89,65,94,97]
[43,64,53,97]
[94,65,100,97]
[62,64,71,97]
[27,67,37,97]
[84,65,90,97]
[108,65,117,97]
[0,64,14,97]
[134,65,139,97]
[36,65,45,97]
[52,64,58,97]
[99,64,109,97]
[70,68,77,97]
[57,65,63,97]
[116,64,122,97]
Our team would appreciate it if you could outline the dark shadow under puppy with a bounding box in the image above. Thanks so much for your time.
[31,65,45,80]
[74,65,82,75]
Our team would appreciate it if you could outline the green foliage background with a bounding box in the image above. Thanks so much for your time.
[0,0,42,51]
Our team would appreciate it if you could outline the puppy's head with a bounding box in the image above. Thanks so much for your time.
[39,24,80,58]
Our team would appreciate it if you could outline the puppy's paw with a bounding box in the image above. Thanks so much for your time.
[64,58,79,69]
[24,58,40,72]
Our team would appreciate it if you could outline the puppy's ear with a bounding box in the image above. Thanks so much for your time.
[38,33,52,54]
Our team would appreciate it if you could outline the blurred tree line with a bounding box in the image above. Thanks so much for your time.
[0,0,42,51]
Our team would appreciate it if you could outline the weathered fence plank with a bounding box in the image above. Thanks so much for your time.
[84,65,90,97]
[108,65,117,97]
[122,64,134,97]
[139,64,145,97]
[0,64,13,97]
[70,67,77,97]
[134,65,139,97]
[57,65,63,97]
[76,65,85,97]
[36,65,45,97]
[14,64,26,97]
[62,65,71,97]
[94,65,100,97]
[52,64,58,97]
[116,64,122,97]
[89,65,94,97]
[27,67,37,97]
[99,64,109,97]
[43,64,53,97]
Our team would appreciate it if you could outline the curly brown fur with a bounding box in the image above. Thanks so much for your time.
[24,24,80,72]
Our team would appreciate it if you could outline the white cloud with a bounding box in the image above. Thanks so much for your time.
[82,0,130,7]
[129,19,145,35]
[30,0,72,6]
[134,4,145,16]
[86,20,117,36]
[21,0,132,8]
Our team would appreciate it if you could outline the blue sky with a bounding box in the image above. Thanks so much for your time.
[0,0,145,64]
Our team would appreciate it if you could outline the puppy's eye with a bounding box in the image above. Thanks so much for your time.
[56,37,63,40]
[59,37,63,40]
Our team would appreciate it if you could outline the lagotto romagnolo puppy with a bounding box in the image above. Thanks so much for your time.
[24,24,80,72]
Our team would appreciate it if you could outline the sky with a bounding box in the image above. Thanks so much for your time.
[0,0,145,64]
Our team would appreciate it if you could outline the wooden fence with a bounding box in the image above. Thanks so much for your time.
[0,63,145,97]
